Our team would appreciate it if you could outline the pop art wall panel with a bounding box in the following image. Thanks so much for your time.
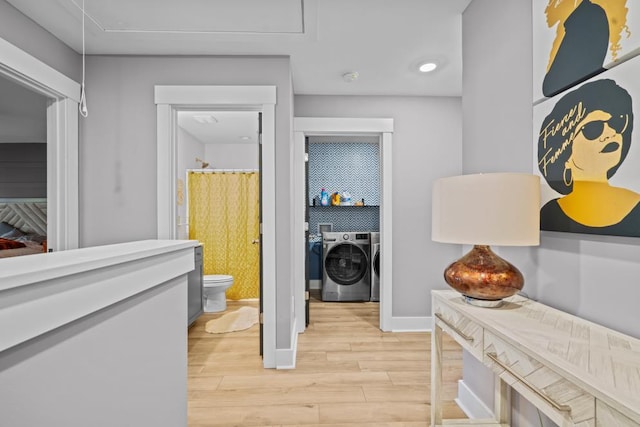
[533,0,640,104]
[534,54,640,237]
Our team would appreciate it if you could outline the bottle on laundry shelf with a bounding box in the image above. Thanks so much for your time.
[341,191,352,206]
[320,188,329,206]
[331,192,341,206]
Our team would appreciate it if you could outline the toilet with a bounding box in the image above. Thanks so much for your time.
[203,274,234,312]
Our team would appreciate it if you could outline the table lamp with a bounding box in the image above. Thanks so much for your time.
[432,173,540,307]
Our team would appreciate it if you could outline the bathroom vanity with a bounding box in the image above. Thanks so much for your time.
[0,240,197,427]
[187,244,204,326]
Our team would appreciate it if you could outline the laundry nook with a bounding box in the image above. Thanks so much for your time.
[306,136,381,303]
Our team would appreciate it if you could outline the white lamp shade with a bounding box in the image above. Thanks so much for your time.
[432,173,540,246]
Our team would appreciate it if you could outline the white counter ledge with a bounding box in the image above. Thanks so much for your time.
[0,239,197,427]
[0,239,197,291]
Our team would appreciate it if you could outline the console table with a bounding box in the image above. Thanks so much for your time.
[431,290,640,427]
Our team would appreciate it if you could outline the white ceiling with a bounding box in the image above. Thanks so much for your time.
[7,0,472,97]
[6,0,471,144]
[178,111,259,145]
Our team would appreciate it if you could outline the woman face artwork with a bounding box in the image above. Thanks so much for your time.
[569,109,629,181]
[537,78,634,195]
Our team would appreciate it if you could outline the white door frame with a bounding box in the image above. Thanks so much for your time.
[293,118,394,331]
[155,85,277,368]
[0,37,79,251]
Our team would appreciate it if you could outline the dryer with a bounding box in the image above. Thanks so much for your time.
[322,232,371,301]
[370,232,380,302]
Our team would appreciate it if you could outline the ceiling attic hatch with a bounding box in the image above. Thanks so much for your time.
[69,0,304,34]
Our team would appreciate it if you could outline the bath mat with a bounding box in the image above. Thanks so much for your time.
[205,306,259,334]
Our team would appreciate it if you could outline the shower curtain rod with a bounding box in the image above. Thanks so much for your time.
[188,168,259,173]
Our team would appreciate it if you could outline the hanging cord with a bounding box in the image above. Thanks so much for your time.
[78,0,88,118]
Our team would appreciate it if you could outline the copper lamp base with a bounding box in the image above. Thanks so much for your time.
[444,245,524,308]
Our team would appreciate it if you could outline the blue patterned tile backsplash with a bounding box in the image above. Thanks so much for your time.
[308,142,380,205]
[308,141,380,235]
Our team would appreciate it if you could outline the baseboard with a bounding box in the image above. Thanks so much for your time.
[390,316,431,332]
[455,379,494,419]
[275,317,298,370]
[309,280,321,290]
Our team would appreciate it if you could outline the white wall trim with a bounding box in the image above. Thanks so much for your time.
[49,98,79,251]
[294,117,394,134]
[156,104,176,240]
[379,131,393,331]
[154,85,276,106]
[154,85,277,368]
[293,127,306,334]
[293,117,394,332]
[390,316,431,332]
[0,36,80,252]
[260,103,277,368]
[0,37,80,102]
[275,317,299,370]
[456,379,495,420]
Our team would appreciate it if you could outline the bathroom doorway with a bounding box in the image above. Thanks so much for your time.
[155,85,277,368]
[177,110,261,302]
[177,109,262,342]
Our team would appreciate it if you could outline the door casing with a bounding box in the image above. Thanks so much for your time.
[155,85,277,368]
[0,37,79,252]
[293,117,394,331]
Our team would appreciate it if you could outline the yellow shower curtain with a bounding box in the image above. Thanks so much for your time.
[188,171,260,300]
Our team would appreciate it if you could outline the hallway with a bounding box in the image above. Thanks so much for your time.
[187,298,465,426]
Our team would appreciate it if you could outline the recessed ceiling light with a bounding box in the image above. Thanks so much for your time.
[342,71,359,83]
[239,136,251,141]
[192,115,218,124]
[418,62,437,73]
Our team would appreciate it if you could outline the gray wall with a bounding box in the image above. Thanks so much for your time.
[0,280,187,427]
[0,72,48,199]
[0,143,46,198]
[0,1,297,352]
[177,128,204,240]
[80,55,295,349]
[295,95,463,317]
[0,0,80,82]
[204,143,259,169]
[462,0,640,425]
[0,75,47,143]
[0,18,58,201]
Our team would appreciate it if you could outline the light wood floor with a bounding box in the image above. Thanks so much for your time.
[188,295,465,427]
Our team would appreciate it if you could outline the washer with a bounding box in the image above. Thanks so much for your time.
[369,232,380,302]
[322,232,371,301]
